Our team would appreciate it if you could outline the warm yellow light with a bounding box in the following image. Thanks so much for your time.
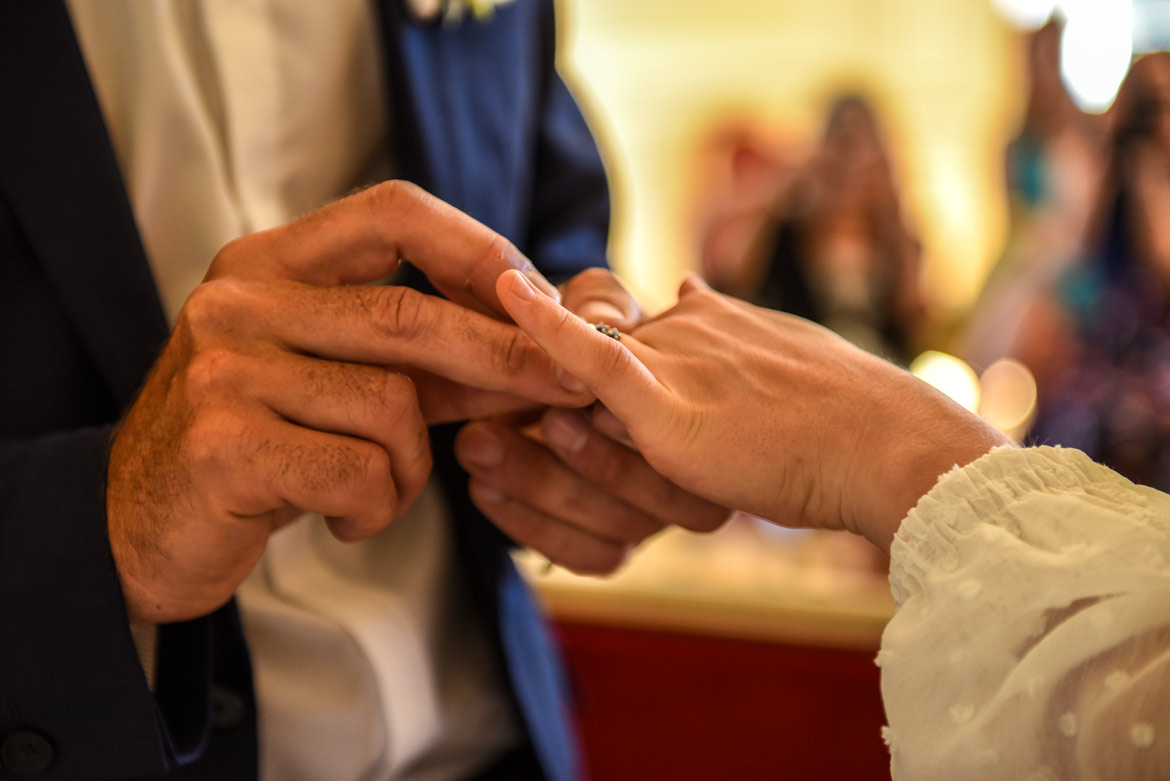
[990,0,1056,29]
[978,358,1037,438]
[909,350,981,412]
[1060,0,1133,113]
[558,0,1018,317]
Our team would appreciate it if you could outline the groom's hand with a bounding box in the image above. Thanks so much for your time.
[456,269,731,574]
[107,181,591,623]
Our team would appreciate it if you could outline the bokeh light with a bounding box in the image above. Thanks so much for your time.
[990,0,1057,29]
[1059,0,1134,112]
[978,358,1038,438]
[909,351,982,412]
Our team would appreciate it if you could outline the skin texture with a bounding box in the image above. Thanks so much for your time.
[492,270,1011,555]
[106,181,592,623]
[456,268,731,575]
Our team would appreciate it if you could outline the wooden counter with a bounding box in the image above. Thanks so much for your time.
[516,516,895,650]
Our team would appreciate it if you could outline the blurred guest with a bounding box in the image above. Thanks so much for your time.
[963,18,1108,369]
[1004,19,1105,226]
[693,123,794,300]
[751,95,925,363]
[1023,52,1170,491]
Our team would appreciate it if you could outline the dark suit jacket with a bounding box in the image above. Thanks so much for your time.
[0,1,609,778]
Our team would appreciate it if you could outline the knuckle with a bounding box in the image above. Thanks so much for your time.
[404,433,433,489]
[367,370,413,421]
[371,287,429,341]
[206,235,254,277]
[185,348,244,399]
[180,278,249,335]
[184,408,239,472]
[370,374,432,496]
[355,442,393,490]
[383,178,424,207]
[399,460,432,510]
[547,305,579,344]
[499,329,535,376]
[370,180,430,223]
[478,231,515,267]
[363,180,428,257]
[599,341,633,381]
[343,443,394,515]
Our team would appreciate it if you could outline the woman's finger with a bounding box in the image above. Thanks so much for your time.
[559,267,642,332]
[496,269,666,429]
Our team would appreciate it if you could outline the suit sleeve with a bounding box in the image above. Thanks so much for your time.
[0,429,172,777]
[0,426,251,781]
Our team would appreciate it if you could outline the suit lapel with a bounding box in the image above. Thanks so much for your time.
[0,1,169,406]
[375,0,527,240]
[377,1,447,199]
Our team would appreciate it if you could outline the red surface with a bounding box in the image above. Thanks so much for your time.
[555,621,891,781]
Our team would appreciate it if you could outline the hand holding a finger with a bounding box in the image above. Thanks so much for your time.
[107,182,589,623]
[456,407,730,575]
[496,270,1010,553]
[393,265,642,422]
[455,267,730,574]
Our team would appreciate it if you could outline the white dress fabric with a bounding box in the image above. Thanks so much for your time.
[66,2,520,778]
[883,446,1170,780]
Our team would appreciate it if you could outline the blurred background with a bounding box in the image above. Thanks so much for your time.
[518,0,1170,778]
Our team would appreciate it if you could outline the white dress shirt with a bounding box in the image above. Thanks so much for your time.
[66,1,520,778]
[883,446,1170,779]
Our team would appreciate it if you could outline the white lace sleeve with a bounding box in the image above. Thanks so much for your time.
[881,446,1170,780]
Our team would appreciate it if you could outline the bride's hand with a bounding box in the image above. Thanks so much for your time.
[496,271,1009,553]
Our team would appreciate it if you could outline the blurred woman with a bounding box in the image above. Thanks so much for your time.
[1023,52,1170,491]
[753,95,925,363]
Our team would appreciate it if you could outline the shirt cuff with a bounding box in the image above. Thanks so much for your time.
[888,445,1154,607]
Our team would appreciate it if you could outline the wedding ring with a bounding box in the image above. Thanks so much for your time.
[594,322,621,341]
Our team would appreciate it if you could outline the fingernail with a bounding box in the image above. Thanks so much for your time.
[520,263,562,303]
[555,365,589,395]
[461,426,504,468]
[578,301,626,327]
[509,270,539,302]
[543,410,590,456]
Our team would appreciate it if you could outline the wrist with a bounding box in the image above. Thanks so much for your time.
[856,374,1011,554]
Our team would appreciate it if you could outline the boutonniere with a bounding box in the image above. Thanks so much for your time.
[407,0,516,23]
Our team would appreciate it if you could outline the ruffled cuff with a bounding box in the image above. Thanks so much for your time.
[888,445,1159,607]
